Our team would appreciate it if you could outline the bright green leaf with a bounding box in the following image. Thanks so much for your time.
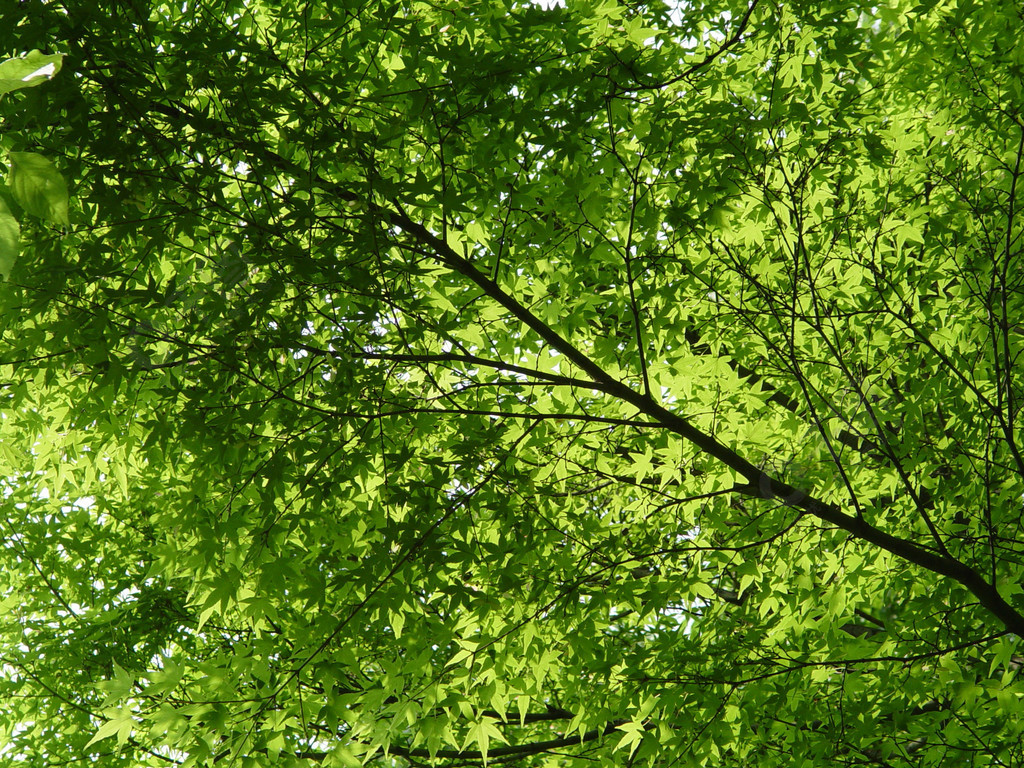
[0,50,64,97]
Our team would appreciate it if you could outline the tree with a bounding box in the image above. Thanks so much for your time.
[1,0,1022,764]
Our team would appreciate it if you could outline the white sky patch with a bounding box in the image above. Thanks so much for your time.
[22,63,57,81]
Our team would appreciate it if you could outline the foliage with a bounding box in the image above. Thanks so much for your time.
[1,0,1023,765]
[0,49,66,278]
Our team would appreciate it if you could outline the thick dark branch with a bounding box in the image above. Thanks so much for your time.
[389,208,1024,638]
[388,206,771,485]
[479,706,574,724]
[296,720,626,763]
[396,722,625,761]
[149,96,1024,638]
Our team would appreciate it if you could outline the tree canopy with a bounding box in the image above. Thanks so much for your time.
[2,0,1023,765]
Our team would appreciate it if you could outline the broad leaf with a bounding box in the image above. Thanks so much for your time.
[0,196,18,279]
[0,50,63,97]
[6,151,69,226]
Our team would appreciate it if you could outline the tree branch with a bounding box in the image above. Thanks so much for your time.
[388,207,1024,638]
[295,720,627,763]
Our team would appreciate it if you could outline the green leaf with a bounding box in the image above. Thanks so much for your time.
[0,196,19,279]
[86,708,135,747]
[462,716,505,762]
[0,50,64,97]
[97,661,134,706]
[6,152,69,226]
[614,721,645,757]
[389,608,405,638]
